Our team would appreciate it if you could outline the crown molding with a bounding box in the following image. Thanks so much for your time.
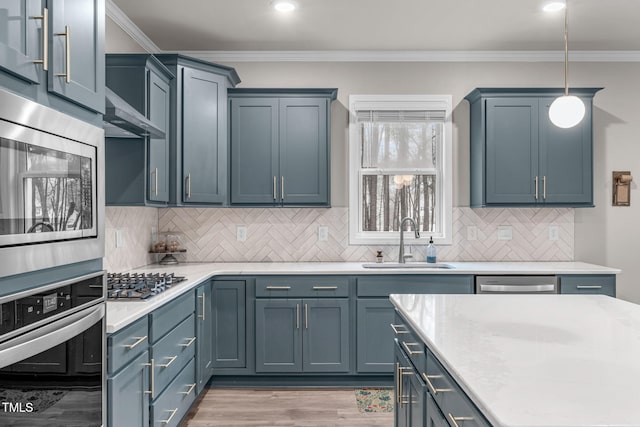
[106,0,161,53]
[181,50,640,63]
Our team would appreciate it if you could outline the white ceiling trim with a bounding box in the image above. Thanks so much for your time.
[181,50,640,63]
[106,0,161,53]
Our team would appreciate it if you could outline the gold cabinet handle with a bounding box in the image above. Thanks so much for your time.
[543,175,547,200]
[161,408,179,424]
[421,372,453,395]
[534,176,539,200]
[390,324,409,335]
[396,366,412,408]
[312,286,338,290]
[143,358,155,399]
[296,303,300,329]
[31,8,48,70]
[152,168,158,196]
[186,173,191,199]
[198,294,206,320]
[576,285,603,289]
[273,176,277,200]
[448,414,475,427]
[265,286,291,290]
[179,337,196,348]
[304,303,308,329]
[124,335,147,349]
[180,383,197,396]
[402,341,424,355]
[54,25,70,83]
[157,355,178,368]
[281,176,284,201]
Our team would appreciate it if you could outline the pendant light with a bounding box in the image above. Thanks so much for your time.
[548,0,585,128]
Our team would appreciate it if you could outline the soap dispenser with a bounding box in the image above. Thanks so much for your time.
[426,236,437,263]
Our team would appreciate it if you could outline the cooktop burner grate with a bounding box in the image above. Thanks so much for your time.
[106,272,186,300]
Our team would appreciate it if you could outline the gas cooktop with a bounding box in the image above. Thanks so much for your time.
[107,272,186,300]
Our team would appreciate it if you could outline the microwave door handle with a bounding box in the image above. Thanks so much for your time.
[0,304,104,369]
[478,284,556,293]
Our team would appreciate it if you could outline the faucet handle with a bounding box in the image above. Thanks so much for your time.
[403,254,414,261]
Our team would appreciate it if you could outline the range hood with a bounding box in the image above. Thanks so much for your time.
[103,87,165,139]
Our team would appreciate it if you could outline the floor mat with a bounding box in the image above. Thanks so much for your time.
[354,388,394,413]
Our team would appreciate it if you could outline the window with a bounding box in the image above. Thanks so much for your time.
[348,95,452,245]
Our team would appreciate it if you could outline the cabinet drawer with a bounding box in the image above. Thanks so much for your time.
[356,275,473,297]
[559,275,616,297]
[426,350,490,427]
[393,312,426,373]
[108,316,149,374]
[151,358,197,427]
[151,292,195,342]
[151,314,196,396]
[255,276,349,297]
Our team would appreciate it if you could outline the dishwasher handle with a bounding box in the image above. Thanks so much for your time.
[477,284,557,293]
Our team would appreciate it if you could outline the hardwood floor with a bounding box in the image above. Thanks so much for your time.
[181,389,394,427]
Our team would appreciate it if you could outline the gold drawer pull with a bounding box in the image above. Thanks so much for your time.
[161,408,179,424]
[179,337,196,347]
[124,336,147,349]
[54,25,70,83]
[31,8,49,70]
[180,383,197,396]
[265,286,291,290]
[312,286,338,290]
[421,372,453,395]
[390,324,409,334]
[448,413,475,427]
[157,355,178,368]
[402,341,424,355]
[142,358,155,399]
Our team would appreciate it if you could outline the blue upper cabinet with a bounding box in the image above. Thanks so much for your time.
[229,89,337,207]
[47,0,105,113]
[156,54,241,205]
[0,0,104,122]
[466,88,601,207]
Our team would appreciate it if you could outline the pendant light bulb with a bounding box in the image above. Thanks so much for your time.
[549,0,584,128]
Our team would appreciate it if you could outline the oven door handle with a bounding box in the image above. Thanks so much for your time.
[0,304,104,369]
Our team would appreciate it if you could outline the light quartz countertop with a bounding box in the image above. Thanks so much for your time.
[106,261,620,333]
[390,293,640,427]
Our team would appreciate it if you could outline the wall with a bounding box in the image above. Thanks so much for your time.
[104,207,157,272]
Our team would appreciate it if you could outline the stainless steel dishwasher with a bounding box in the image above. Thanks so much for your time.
[475,276,558,294]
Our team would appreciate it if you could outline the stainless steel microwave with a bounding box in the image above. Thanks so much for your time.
[0,89,104,278]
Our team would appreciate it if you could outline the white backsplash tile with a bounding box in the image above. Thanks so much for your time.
[104,206,158,272]
[157,207,574,263]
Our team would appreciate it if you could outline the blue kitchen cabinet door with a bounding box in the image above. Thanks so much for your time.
[47,0,105,113]
[302,298,349,373]
[539,97,593,205]
[356,298,395,373]
[211,280,246,369]
[195,282,213,394]
[425,392,448,427]
[148,69,170,203]
[255,299,302,373]
[279,97,329,205]
[181,67,227,204]
[0,0,42,83]
[229,97,279,205]
[485,97,539,205]
[107,350,150,427]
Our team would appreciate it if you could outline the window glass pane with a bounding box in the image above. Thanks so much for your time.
[362,174,437,233]
[361,122,442,169]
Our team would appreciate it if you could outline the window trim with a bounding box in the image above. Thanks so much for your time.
[348,94,453,245]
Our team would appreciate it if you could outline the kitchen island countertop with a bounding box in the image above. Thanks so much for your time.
[106,261,620,333]
[391,293,640,427]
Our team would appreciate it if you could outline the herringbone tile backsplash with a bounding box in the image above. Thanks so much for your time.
[104,206,158,272]
[155,207,574,263]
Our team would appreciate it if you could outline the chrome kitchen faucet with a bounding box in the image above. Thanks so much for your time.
[398,217,420,263]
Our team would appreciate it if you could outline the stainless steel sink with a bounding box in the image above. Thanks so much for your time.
[362,262,454,269]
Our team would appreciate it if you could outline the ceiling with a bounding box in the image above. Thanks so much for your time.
[110,0,640,52]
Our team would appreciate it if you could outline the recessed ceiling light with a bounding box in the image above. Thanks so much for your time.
[543,2,566,12]
[273,1,297,12]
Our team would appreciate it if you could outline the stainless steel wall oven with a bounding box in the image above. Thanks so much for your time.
[0,88,104,278]
[0,271,105,426]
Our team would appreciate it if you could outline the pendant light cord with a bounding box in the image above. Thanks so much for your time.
[564,0,569,96]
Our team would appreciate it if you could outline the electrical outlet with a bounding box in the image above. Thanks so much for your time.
[236,225,247,242]
[318,226,329,241]
[497,226,512,241]
[549,225,559,241]
[466,226,478,241]
[115,229,125,248]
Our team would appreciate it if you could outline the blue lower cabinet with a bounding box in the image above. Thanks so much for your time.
[107,350,150,427]
[151,313,196,395]
[426,393,448,427]
[196,282,214,393]
[559,274,616,297]
[212,280,247,369]
[356,299,395,373]
[151,359,197,427]
[255,299,302,373]
[302,299,350,372]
